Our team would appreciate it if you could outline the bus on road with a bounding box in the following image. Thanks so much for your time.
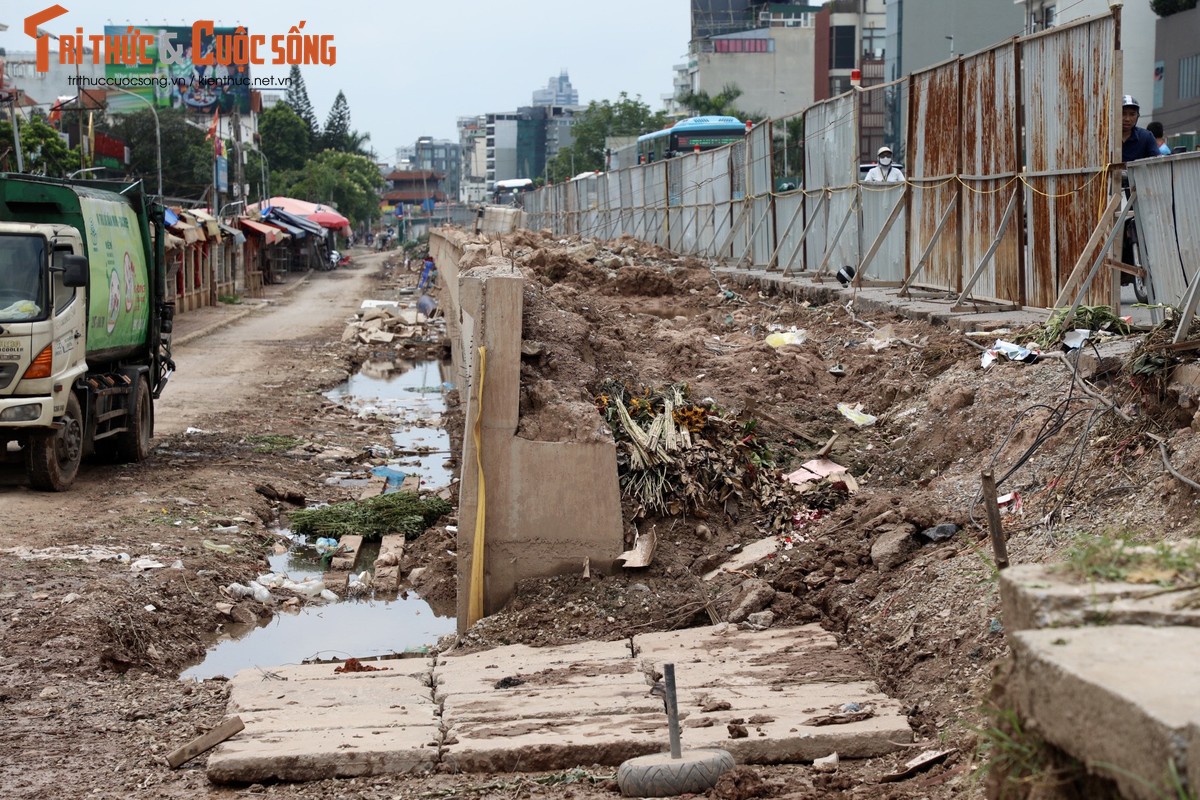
[636,116,749,164]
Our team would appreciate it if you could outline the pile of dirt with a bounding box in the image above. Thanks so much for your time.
[406,228,1200,793]
[3,239,1196,799]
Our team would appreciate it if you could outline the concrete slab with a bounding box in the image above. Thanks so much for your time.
[208,663,440,783]
[1007,626,1200,800]
[209,625,911,783]
[1000,561,1200,632]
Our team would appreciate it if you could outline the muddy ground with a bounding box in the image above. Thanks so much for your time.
[1,235,1196,799]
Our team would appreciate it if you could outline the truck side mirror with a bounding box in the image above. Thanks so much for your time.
[61,255,89,287]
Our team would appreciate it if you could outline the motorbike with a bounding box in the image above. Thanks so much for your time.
[1119,183,1150,304]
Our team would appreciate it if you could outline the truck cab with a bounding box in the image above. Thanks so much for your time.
[0,223,89,427]
[0,176,172,491]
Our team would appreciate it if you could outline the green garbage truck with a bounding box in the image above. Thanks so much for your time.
[0,175,174,490]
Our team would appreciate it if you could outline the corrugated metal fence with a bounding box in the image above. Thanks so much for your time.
[523,10,1190,311]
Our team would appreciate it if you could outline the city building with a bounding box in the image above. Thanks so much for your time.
[686,2,823,123]
[1153,3,1200,143]
[480,106,578,188]
[413,136,462,203]
[532,71,579,107]
[458,115,489,204]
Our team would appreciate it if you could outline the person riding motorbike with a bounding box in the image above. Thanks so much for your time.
[1119,95,1159,303]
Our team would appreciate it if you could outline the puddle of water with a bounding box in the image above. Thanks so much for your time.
[180,591,454,680]
[325,359,454,491]
[181,358,459,681]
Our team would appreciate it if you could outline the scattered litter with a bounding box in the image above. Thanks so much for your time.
[997,491,1022,515]
[865,324,896,351]
[616,527,658,568]
[1062,329,1093,350]
[839,702,862,713]
[210,524,239,534]
[828,364,845,377]
[981,340,1041,369]
[130,558,165,573]
[804,706,875,726]
[184,427,211,435]
[765,328,807,348]
[813,753,840,772]
[202,540,236,555]
[144,604,157,612]
[880,749,956,783]
[785,459,859,494]
[837,402,877,427]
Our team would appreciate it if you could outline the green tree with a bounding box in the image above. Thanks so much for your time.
[99,107,211,199]
[284,65,319,144]
[0,116,80,177]
[1150,0,1197,15]
[679,84,756,120]
[320,90,351,152]
[546,93,669,183]
[275,150,380,228]
[258,103,310,172]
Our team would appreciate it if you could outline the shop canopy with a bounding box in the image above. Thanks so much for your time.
[239,218,285,245]
[247,196,351,236]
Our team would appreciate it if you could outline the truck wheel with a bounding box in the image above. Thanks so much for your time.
[27,393,83,491]
[115,377,152,463]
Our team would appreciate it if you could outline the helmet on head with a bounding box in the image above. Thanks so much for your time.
[877,145,893,156]
[1122,95,1140,110]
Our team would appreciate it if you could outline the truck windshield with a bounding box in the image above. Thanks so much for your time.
[0,234,47,322]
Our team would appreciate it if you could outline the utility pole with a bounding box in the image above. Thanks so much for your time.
[232,105,246,294]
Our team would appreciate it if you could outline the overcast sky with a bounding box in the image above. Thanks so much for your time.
[1,1,691,163]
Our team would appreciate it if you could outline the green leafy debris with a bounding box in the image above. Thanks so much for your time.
[290,492,452,541]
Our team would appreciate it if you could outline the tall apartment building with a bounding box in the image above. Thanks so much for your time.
[413,136,462,202]
[532,71,580,107]
[687,2,823,122]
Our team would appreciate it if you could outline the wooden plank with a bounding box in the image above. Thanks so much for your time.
[167,716,244,768]
[331,535,362,572]
[1048,190,1124,313]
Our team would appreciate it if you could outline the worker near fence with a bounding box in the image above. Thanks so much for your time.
[1121,96,1160,163]
[863,146,904,182]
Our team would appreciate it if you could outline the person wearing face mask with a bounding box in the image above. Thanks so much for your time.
[864,146,904,182]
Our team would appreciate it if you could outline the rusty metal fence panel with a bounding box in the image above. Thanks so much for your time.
[745,122,774,269]
[960,42,1021,302]
[774,192,805,274]
[1130,153,1200,307]
[644,161,668,248]
[1021,15,1115,308]
[710,149,734,259]
[619,170,638,239]
[804,95,857,276]
[514,12,1126,315]
[856,79,907,283]
[907,61,960,292]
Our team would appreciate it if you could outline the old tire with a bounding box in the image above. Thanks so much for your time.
[617,749,735,797]
[27,393,84,491]
[115,377,152,463]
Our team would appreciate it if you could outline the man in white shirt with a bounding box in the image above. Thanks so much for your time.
[864,146,904,182]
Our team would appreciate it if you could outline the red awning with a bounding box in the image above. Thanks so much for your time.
[239,218,283,244]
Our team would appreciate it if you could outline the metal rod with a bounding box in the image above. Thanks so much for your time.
[852,187,907,287]
[664,663,681,759]
[954,185,1019,307]
[981,470,1009,570]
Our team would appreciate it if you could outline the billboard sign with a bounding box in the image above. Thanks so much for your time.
[103,25,252,114]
